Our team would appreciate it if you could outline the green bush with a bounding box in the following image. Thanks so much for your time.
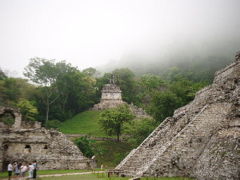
[0,113,15,126]
[75,136,95,158]
[124,118,156,147]
[45,119,62,129]
[17,98,38,121]
[98,104,135,141]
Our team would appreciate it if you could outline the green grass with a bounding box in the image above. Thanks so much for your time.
[0,171,195,180]
[59,110,107,137]
[41,173,195,180]
[42,174,122,180]
[38,169,98,175]
[58,111,133,168]
[0,172,7,179]
[0,169,102,179]
[91,141,132,168]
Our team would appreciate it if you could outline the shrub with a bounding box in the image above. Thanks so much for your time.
[74,136,95,158]
[45,119,61,129]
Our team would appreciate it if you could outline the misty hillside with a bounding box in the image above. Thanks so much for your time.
[99,53,234,83]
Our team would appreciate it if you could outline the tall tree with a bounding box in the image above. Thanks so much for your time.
[112,68,137,103]
[124,117,155,147]
[24,58,97,122]
[24,58,66,122]
[55,69,96,119]
[98,105,135,141]
[150,91,180,122]
[17,99,38,121]
[0,68,7,80]
[82,67,100,77]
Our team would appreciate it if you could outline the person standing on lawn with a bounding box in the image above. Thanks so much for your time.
[32,160,37,179]
[28,163,34,178]
[7,162,13,180]
[20,162,28,177]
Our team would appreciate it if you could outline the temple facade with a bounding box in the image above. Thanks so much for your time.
[92,83,125,110]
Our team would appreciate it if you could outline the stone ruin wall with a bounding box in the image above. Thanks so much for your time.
[115,52,240,180]
[0,107,96,171]
[0,107,22,129]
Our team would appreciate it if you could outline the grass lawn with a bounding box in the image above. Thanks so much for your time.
[0,170,195,180]
[59,110,107,137]
[91,141,132,168]
[41,173,195,180]
[0,169,101,179]
[0,172,7,179]
[56,110,134,168]
[38,169,100,175]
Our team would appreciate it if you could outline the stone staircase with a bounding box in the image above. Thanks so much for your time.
[116,101,231,177]
[115,100,209,176]
[142,103,231,177]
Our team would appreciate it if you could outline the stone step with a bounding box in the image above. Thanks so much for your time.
[130,105,211,176]
[139,103,231,176]
[117,105,208,176]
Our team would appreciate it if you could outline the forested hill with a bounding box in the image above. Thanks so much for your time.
[0,55,236,162]
[99,54,234,83]
[0,54,234,128]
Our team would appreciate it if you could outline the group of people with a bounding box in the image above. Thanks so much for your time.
[7,161,37,180]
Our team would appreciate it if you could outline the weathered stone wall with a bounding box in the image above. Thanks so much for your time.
[0,128,96,170]
[0,107,96,171]
[194,128,240,180]
[0,107,22,129]
[101,84,122,100]
[115,53,240,180]
[0,136,4,171]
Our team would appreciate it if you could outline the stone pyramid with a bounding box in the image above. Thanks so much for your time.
[114,52,240,180]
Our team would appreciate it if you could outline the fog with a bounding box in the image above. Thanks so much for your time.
[0,0,240,76]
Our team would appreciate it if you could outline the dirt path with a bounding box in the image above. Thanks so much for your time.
[39,170,105,177]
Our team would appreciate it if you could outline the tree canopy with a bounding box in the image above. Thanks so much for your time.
[1,55,214,137]
[23,58,97,123]
[98,105,135,141]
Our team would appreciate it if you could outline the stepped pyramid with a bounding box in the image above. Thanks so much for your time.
[92,80,150,118]
[92,83,125,110]
[114,52,240,180]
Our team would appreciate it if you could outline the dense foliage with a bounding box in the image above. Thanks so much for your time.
[123,117,156,146]
[17,99,38,121]
[24,58,97,123]
[98,105,135,141]
[0,56,229,132]
[74,136,95,158]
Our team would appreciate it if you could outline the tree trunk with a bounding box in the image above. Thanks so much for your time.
[117,133,120,142]
[46,98,49,123]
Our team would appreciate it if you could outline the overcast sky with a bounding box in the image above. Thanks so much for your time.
[0,0,240,77]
